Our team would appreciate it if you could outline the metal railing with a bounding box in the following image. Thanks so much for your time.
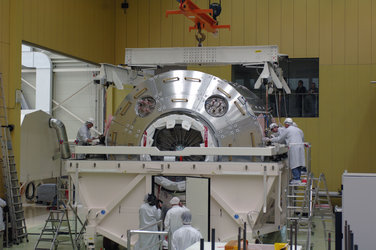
[127,220,172,250]
[251,90,319,117]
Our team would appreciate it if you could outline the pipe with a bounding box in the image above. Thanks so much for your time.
[168,230,172,250]
[318,191,341,198]
[289,223,293,248]
[294,220,297,250]
[243,222,246,250]
[127,229,131,250]
[263,166,267,213]
[129,230,169,235]
[49,118,71,159]
[237,227,241,250]
[277,169,282,212]
[328,232,331,250]
[344,221,348,250]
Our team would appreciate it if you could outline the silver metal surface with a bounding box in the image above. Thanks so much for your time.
[49,118,70,159]
[107,70,271,160]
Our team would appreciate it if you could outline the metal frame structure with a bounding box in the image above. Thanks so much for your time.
[65,145,289,248]
[125,46,279,66]
[21,45,104,138]
[98,46,290,94]
[18,45,298,249]
[59,45,295,248]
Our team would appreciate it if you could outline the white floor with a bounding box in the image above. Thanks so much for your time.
[6,204,334,249]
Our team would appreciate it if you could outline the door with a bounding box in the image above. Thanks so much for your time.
[186,177,210,240]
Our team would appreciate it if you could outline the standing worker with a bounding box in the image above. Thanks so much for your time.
[172,211,202,250]
[135,194,162,250]
[0,198,6,249]
[164,197,189,235]
[268,118,305,184]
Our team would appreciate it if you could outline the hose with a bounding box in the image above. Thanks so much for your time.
[25,182,35,200]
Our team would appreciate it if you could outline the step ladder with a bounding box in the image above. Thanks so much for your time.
[34,209,76,250]
[57,176,86,248]
[286,178,313,250]
[311,173,334,249]
[0,74,28,244]
[56,176,69,209]
[40,175,86,249]
[286,143,313,250]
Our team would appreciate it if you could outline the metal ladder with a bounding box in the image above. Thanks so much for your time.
[37,175,85,249]
[311,173,334,249]
[34,209,76,250]
[286,143,313,250]
[57,175,87,249]
[0,74,28,244]
[286,178,313,250]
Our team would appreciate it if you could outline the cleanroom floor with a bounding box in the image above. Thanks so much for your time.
[7,204,334,249]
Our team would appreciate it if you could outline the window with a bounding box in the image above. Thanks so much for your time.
[232,58,319,117]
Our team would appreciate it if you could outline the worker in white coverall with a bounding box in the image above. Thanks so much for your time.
[172,211,202,250]
[290,121,308,174]
[134,194,162,250]
[164,197,189,235]
[270,122,287,138]
[269,123,280,137]
[0,198,6,250]
[76,118,95,145]
[75,118,96,159]
[269,118,305,184]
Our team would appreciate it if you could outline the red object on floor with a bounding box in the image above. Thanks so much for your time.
[166,0,230,33]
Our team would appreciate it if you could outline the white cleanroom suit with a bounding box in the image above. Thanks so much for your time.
[172,225,202,250]
[0,198,6,248]
[76,124,92,145]
[270,125,305,169]
[164,205,189,234]
[134,202,162,250]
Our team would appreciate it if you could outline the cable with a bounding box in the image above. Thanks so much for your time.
[274,89,280,120]
[283,91,288,117]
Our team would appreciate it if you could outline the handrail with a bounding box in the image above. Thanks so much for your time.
[127,227,171,250]
[139,220,163,231]
[263,166,267,213]
[277,169,282,212]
